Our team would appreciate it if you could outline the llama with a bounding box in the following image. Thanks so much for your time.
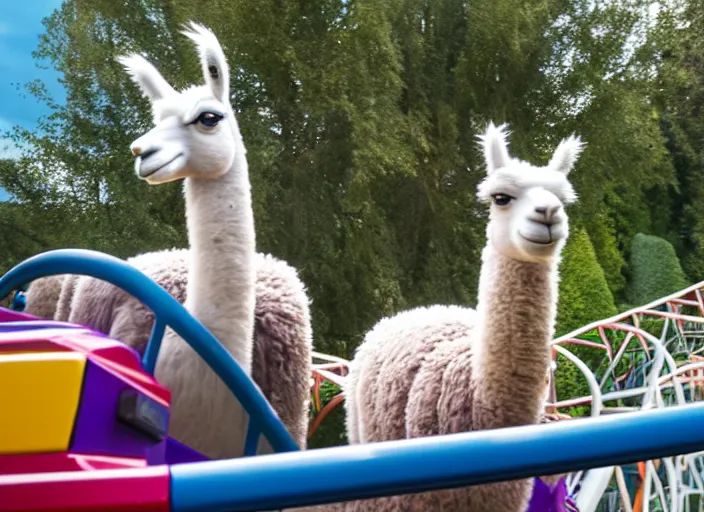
[29,245,313,454]
[24,274,64,320]
[23,273,81,322]
[123,23,257,459]
[332,123,582,511]
[25,23,311,459]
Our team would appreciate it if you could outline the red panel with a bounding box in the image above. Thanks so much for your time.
[0,453,147,475]
[0,330,139,371]
[0,339,69,353]
[53,334,138,364]
[53,334,170,404]
[0,329,95,346]
[89,355,170,405]
[0,465,170,512]
[55,335,141,369]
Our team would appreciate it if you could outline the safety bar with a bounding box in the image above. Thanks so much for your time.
[0,248,299,454]
[169,402,704,511]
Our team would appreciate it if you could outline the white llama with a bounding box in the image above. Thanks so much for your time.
[124,22,258,458]
[329,123,583,511]
[25,25,313,456]
[22,23,312,459]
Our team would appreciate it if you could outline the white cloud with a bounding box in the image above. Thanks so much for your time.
[0,117,22,159]
[0,138,22,160]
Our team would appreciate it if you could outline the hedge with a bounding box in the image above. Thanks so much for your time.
[556,227,618,337]
[626,233,689,307]
[554,227,618,407]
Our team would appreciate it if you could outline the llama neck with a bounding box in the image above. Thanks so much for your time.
[183,134,256,374]
[471,243,558,430]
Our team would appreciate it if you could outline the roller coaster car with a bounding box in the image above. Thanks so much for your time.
[0,308,208,511]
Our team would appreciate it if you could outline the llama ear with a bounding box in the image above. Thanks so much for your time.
[117,54,176,102]
[182,21,230,104]
[478,122,511,174]
[548,134,584,175]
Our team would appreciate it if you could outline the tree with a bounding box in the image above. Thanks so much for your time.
[554,227,618,406]
[648,0,704,283]
[556,227,618,337]
[626,232,689,306]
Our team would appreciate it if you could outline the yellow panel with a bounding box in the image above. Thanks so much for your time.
[0,352,86,454]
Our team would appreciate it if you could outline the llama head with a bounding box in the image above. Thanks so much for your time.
[118,22,238,185]
[476,122,582,264]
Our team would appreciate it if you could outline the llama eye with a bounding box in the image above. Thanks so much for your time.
[491,193,513,206]
[195,112,223,128]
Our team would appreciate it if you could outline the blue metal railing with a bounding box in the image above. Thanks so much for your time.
[169,403,704,511]
[0,248,298,455]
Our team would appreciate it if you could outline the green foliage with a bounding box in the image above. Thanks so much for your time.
[308,381,348,449]
[626,233,689,307]
[554,352,591,415]
[556,228,618,337]
[586,213,627,300]
[554,228,617,407]
[647,1,704,284]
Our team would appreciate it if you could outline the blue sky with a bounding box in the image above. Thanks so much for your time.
[0,1,65,201]
[0,0,66,158]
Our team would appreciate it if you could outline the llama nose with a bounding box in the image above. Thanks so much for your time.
[131,144,160,161]
[535,205,561,223]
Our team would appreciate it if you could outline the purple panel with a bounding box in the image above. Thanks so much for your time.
[0,305,111,339]
[0,306,41,322]
[526,477,572,512]
[163,437,209,465]
[71,359,167,459]
[0,307,112,339]
[146,437,168,465]
[0,321,104,335]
